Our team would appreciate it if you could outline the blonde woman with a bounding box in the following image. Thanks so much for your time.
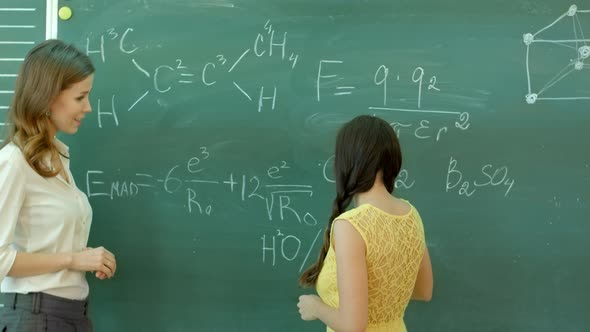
[0,39,116,332]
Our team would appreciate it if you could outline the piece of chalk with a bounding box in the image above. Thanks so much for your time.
[58,6,72,20]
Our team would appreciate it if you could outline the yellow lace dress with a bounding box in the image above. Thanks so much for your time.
[316,201,426,332]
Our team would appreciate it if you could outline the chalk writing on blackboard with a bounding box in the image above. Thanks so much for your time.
[524,4,590,104]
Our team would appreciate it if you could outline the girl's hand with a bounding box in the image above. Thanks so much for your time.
[297,294,322,321]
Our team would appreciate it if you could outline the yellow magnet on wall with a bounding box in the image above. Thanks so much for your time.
[58,6,73,21]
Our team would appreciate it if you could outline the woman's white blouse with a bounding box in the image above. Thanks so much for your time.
[0,139,92,300]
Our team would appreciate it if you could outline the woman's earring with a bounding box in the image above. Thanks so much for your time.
[46,111,51,117]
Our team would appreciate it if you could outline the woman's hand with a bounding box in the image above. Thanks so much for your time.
[70,247,117,279]
[297,294,322,321]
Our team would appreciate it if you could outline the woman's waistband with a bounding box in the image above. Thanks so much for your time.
[1,292,88,320]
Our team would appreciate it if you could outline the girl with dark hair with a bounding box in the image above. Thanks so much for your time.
[0,39,117,332]
[298,115,433,332]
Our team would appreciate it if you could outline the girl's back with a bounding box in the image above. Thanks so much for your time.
[317,199,426,331]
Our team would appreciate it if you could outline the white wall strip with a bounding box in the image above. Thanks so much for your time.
[46,0,58,39]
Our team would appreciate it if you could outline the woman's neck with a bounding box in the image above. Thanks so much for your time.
[353,182,392,207]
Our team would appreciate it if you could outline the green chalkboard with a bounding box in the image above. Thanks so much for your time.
[56,1,590,331]
[0,0,46,139]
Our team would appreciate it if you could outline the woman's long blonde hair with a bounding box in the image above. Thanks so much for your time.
[2,39,94,177]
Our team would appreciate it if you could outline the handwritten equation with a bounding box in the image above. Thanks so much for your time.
[85,149,320,226]
[79,19,520,272]
[84,20,472,145]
